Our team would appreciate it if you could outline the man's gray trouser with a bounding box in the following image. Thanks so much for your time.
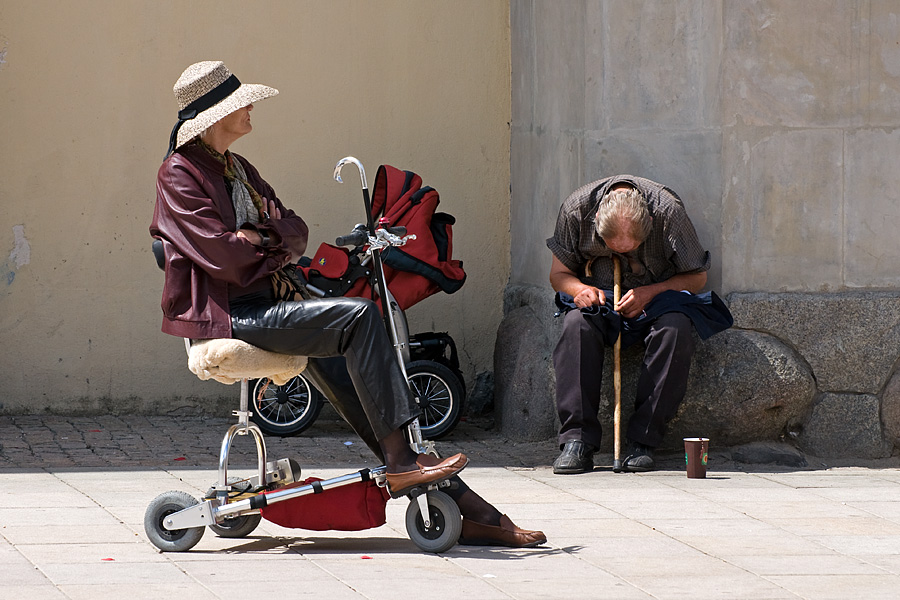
[553,309,696,449]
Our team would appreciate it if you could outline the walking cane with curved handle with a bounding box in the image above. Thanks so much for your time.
[612,256,623,473]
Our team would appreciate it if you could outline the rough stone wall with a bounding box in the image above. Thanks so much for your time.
[504,1,900,458]
[497,285,900,459]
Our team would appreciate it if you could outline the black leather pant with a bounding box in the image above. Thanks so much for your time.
[553,309,696,449]
[230,291,420,443]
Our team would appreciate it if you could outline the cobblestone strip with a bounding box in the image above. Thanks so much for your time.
[1,415,557,470]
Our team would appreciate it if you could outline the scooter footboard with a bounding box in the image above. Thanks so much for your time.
[163,466,386,531]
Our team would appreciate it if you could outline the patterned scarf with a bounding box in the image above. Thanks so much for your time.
[196,138,264,226]
[194,139,308,301]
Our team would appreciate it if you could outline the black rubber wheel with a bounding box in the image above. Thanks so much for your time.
[250,374,325,437]
[144,491,205,552]
[209,513,262,538]
[406,360,464,440]
[405,490,462,553]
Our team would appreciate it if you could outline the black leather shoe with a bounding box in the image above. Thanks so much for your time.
[623,441,655,472]
[553,440,595,474]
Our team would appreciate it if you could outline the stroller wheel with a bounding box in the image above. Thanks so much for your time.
[250,374,325,437]
[405,490,462,553]
[144,491,205,552]
[406,360,464,439]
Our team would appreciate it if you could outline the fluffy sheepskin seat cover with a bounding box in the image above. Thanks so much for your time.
[187,338,307,385]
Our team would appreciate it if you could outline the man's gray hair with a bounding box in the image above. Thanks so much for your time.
[595,186,652,242]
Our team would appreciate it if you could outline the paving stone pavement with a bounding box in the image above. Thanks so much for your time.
[3,414,900,599]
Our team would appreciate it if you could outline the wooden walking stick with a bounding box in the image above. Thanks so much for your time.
[612,255,624,473]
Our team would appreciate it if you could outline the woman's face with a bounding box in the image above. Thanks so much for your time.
[217,104,254,139]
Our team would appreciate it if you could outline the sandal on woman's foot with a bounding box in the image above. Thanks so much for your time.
[459,514,547,548]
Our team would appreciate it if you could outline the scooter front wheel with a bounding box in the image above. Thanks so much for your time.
[405,490,461,553]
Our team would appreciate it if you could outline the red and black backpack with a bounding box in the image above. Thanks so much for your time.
[298,164,466,310]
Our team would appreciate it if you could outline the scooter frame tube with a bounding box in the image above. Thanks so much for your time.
[334,157,427,452]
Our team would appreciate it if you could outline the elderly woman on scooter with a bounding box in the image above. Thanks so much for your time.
[150,61,545,548]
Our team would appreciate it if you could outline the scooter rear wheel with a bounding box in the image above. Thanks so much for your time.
[209,513,262,538]
[144,491,205,552]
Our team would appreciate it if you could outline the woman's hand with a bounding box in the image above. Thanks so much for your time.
[236,228,263,245]
[236,198,283,246]
[264,197,281,220]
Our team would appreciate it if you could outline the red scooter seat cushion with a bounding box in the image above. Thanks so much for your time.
[260,477,390,531]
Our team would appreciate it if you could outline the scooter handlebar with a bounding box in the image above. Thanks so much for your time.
[335,230,369,247]
[335,225,408,248]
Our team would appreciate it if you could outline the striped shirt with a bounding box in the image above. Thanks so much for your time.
[546,175,710,291]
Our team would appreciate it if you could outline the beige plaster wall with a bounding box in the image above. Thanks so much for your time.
[0,0,510,413]
[510,0,900,295]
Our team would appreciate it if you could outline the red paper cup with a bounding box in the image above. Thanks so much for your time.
[684,438,709,479]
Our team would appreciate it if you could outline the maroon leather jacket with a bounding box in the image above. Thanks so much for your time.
[150,143,308,339]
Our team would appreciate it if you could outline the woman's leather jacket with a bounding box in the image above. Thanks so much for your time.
[150,143,308,339]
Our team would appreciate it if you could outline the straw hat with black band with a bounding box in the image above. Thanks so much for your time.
[165,61,278,159]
